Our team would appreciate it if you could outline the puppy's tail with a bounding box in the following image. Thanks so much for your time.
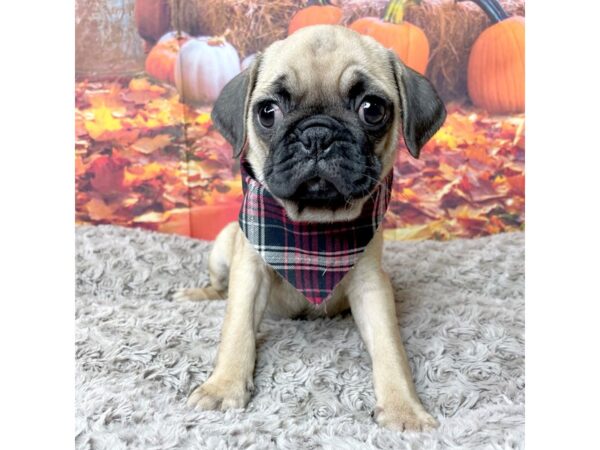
[172,286,225,302]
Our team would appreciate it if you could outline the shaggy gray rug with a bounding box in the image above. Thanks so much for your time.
[75,225,524,449]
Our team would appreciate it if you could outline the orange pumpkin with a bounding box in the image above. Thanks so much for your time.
[466,0,524,113]
[349,0,429,75]
[288,0,343,35]
[145,32,189,85]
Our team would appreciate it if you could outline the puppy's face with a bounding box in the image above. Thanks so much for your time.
[213,26,446,222]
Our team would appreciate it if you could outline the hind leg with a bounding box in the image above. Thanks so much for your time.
[173,222,238,301]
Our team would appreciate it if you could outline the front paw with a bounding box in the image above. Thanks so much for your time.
[374,401,438,432]
[187,376,252,411]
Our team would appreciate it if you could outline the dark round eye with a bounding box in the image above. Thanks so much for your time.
[358,97,387,125]
[258,102,282,128]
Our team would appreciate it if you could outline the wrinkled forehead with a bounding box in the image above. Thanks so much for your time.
[253,27,397,105]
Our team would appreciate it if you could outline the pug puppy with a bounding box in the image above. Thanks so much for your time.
[175,25,446,431]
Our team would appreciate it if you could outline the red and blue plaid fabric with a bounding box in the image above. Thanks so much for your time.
[238,161,393,304]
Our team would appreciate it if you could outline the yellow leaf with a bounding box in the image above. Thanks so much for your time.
[493,175,507,185]
[383,220,449,241]
[121,196,139,207]
[128,78,152,91]
[85,198,117,221]
[128,77,166,94]
[123,162,163,185]
[432,128,458,149]
[84,106,122,140]
[399,187,418,202]
[133,211,167,223]
[195,113,211,125]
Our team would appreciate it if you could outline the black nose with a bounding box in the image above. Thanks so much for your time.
[297,116,338,156]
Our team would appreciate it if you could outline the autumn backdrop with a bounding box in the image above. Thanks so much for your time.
[75,0,525,240]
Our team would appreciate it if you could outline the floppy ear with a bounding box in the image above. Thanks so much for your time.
[389,53,446,159]
[211,54,262,158]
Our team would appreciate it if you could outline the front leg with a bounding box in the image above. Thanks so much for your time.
[347,247,437,431]
[188,233,269,410]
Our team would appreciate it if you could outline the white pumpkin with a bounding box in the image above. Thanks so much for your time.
[241,53,256,71]
[175,36,240,105]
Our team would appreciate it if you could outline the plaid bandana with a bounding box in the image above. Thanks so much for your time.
[238,161,393,305]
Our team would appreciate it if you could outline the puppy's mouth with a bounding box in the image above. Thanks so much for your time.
[292,176,346,209]
[266,160,349,207]
[265,157,380,210]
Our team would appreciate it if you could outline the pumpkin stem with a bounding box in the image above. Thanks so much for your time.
[383,0,421,24]
[208,29,231,47]
[174,30,186,44]
[458,0,509,24]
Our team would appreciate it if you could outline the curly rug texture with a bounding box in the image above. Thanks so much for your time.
[75,225,524,449]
